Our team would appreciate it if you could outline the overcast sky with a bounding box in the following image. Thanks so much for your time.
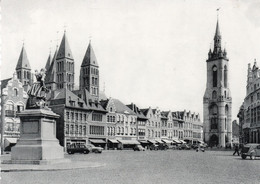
[2,0,260,121]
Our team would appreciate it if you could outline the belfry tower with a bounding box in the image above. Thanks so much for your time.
[56,31,75,90]
[203,19,232,147]
[79,41,99,101]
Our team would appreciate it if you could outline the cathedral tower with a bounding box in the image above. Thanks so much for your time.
[56,31,75,90]
[203,19,232,147]
[79,41,99,101]
[15,44,32,87]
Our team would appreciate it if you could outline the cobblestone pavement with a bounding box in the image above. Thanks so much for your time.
[1,149,260,184]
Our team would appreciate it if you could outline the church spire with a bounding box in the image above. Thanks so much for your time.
[207,18,227,61]
[16,44,31,70]
[81,41,98,67]
[213,19,222,52]
[56,31,74,60]
[45,52,52,71]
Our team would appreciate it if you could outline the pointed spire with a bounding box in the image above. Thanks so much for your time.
[56,31,74,60]
[16,45,31,70]
[81,41,98,67]
[214,19,221,39]
[45,52,52,71]
[45,48,58,84]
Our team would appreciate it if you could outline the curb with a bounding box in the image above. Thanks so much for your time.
[1,162,106,172]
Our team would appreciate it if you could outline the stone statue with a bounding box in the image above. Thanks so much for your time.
[26,68,49,109]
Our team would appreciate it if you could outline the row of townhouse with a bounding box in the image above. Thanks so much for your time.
[237,61,260,144]
[1,31,203,151]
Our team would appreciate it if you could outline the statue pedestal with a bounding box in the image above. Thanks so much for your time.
[9,108,70,165]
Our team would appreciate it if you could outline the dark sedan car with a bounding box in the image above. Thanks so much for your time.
[67,144,90,154]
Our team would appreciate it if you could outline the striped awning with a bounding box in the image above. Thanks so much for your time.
[172,139,182,144]
[138,140,148,144]
[179,140,187,144]
[108,139,119,143]
[117,140,140,145]
[148,139,157,144]
[89,139,106,144]
[162,139,172,144]
[156,140,163,144]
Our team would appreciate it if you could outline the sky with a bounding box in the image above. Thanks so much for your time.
[1,0,260,121]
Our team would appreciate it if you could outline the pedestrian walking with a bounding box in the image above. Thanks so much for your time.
[233,144,240,156]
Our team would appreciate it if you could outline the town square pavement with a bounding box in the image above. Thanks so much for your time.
[1,149,260,184]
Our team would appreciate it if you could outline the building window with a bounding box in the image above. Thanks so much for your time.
[66,124,69,134]
[213,66,217,87]
[92,113,103,122]
[66,112,70,120]
[83,126,86,135]
[224,65,227,88]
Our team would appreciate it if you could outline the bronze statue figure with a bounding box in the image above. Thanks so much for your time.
[26,68,49,109]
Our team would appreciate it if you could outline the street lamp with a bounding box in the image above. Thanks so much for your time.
[1,83,7,155]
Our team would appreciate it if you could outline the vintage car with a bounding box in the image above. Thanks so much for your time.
[133,145,145,151]
[150,144,159,151]
[241,143,260,160]
[67,144,90,154]
[86,144,103,153]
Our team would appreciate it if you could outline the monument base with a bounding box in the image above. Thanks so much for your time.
[2,158,71,165]
[9,108,69,165]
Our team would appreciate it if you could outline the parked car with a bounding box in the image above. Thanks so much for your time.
[180,144,191,150]
[67,144,90,154]
[167,144,177,150]
[86,144,103,153]
[150,144,159,151]
[158,143,168,150]
[133,145,145,151]
[241,143,260,160]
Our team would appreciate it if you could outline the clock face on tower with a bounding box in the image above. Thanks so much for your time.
[213,66,217,71]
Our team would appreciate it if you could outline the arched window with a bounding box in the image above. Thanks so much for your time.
[118,127,121,134]
[225,105,228,116]
[225,118,227,130]
[14,88,18,96]
[224,91,227,98]
[212,90,217,99]
[224,65,227,88]
[213,66,217,87]
[210,104,218,115]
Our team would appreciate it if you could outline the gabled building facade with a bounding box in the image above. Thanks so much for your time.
[238,61,260,144]
[0,73,28,150]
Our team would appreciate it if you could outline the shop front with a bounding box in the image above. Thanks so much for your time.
[107,139,119,150]
[89,139,107,149]
[117,139,140,150]
[138,140,149,149]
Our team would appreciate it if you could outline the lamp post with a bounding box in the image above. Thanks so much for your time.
[1,83,7,155]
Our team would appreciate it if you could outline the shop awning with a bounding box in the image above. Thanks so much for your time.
[179,140,187,144]
[5,138,18,144]
[117,140,140,145]
[156,140,163,144]
[148,139,157,144]
[89,139,106,144]
[172,139,182,144]
[162,139,172,144]
[138,140,148,144]
[108,139,119,143]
